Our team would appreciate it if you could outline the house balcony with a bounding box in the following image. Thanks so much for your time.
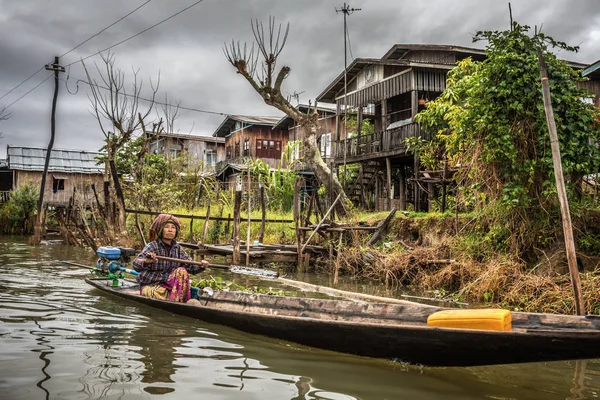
[0,190,9,203]
[334,122,427,164]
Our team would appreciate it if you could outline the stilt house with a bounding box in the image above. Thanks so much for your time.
[316,44,600,212]
[2,145,105,207]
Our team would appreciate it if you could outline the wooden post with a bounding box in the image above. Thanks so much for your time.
[537,48,585,315]
[399,166,406,210]
[189,216,195,242]
[375,176,380,211]
[259,184,266,243]
[357,107,363,136]
[359,164,365,208]
[381,99,388,130]
[246,165,252,267]
[294,178,303,266]
[201,202,210,245]
[232,191,242,264]
[225,213,231,240]
[386,157,392,210]
[428,182,434,212]
[441,160,448,213]
[413,155,420,212]
[334,231,343,285]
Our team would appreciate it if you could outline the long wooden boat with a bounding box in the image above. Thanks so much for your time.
[85,277,600,367]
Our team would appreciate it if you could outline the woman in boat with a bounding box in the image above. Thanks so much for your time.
[133,214,208,303]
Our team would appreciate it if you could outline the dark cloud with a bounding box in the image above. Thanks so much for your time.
[0,0,599,157]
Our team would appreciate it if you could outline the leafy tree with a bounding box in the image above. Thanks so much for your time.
[415,23,600,257]
[0,183,38,233]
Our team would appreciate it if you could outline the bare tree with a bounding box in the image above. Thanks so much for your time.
[82,52,159,235]
[224,17,348,216]
[160,94,181,164]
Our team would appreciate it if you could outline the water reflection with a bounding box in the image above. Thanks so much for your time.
[568,360,588,400]
[32,321,52,400]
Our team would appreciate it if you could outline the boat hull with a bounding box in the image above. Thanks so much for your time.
[85,278,600,367]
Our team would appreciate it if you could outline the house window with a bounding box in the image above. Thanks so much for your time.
[243,139,250,156]
[256,138,282,159]
[319,133,331,158]
[226,146,232,159]
[52,176,65,193]
[206,150,217,168]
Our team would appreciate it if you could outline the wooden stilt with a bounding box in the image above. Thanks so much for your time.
[259,184,266,244]
[386,157,392,210]
[232,191,242,265]
[334,231,343,285]
[294,178,303,267]
[399,166,406,211]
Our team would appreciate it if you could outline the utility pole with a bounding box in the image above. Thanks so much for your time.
[336,3,360,195]
[32,57,65,244]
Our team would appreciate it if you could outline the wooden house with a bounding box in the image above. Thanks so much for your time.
[212,115,287,168]
[147,132,225,170]
[212,115,288,187]
[316,44,600,211]
[3,145,105,207]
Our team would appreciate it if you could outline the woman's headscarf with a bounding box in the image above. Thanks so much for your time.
[149,214,181,241]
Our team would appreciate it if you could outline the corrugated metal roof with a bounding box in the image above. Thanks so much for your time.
[7,146,105,174]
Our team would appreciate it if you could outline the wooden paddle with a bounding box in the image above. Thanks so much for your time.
[153,255,279,278]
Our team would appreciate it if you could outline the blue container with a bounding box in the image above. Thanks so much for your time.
[97,246,122,260]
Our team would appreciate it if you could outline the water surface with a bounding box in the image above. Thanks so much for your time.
[1,236,599,399]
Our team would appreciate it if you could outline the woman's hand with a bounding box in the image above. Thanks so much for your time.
[144,252,158,264]
[199,260,209,270]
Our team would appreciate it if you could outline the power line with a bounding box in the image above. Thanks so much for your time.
[5,74,53,110]
[66,0,206,68]
[60,0,152,59]
[0,1,151,103]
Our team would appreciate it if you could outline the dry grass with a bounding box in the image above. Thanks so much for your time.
[343,243,600,315]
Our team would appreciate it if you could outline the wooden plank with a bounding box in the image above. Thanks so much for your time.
[367,208,397,246]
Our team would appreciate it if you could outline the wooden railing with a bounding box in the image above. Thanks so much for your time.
[336,122,426,160]
[0,191,10,203]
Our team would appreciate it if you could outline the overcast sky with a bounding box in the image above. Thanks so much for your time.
[0,0,599,158]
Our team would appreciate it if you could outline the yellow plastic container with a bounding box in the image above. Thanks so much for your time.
[427,309,512,331]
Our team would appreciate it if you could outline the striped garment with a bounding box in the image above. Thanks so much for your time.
[132,239,202,287]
